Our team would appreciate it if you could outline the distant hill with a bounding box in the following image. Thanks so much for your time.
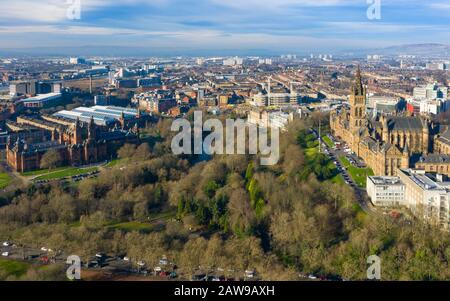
[370,43,450,57]
[0,43,449,58]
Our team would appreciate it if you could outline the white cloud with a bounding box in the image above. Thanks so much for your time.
[0,0,153,23]
[429,2,450,10]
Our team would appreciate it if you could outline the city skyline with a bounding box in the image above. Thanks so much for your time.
[0,0,450,54]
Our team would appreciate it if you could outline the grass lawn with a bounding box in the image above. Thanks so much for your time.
[0,173,13,189]
[339,156,374,188]
[34,167,98,181]
[105,159,123,168]
[107,212,176,233]
[322,135,335,148]
[0,258,30,279]
[21,166,69,177]
[330,174,345,185]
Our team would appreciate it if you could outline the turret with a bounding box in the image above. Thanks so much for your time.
[422,120,429,155]
[401,143,410,169]
[382,117,389,143]
[120,111,126,129]
[88,116,96,139]
[73,117,82,144]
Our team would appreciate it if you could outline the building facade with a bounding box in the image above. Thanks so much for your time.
[330,67,435,176]
[367,169,450,230]
[6,115,139,172]
[367,176,406,207]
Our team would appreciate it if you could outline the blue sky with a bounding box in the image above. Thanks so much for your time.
[0,0,449,53]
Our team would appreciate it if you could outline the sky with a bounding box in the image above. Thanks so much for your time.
[0,0,449,54]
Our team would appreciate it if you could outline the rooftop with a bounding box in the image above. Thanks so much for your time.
[369,176,404,186]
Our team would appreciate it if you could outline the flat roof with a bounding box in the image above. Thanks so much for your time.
[23,93,61,102]
[53,105,143,126]
[369,176,404,186]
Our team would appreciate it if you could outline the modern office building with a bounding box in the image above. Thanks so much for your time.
[367,169,450,230]
[21,92,62,109]
[398,169,450,230]
[367,176,406,207]
[9,81,62,97]
[413,83,448,100]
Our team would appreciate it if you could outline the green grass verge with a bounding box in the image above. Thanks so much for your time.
[330,174,345,185]
[34,167,98,181]
[0,258,30,279]
[322,135,335,148]
[339,156,374,188]
[0,173,13,189]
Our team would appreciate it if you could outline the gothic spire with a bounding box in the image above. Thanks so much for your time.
[353,65,364,96]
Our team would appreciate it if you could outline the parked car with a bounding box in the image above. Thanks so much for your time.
[95,253,106,259]
[245,270,255,279]
[2,241,10,247]
[40,247,48,252]
[159,258,168,266]
[169,271,178,279]
[137,260,145,267]
[191,274,207,281]
[1,252,9,257]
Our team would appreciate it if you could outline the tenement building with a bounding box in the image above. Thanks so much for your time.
[6,115,139,172]
[330,67,449,176]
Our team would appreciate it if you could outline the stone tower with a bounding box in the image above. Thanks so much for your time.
[349,66,367,131]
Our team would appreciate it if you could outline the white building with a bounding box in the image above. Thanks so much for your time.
[367,95,401,113]
[21,92,62,108]
[369,169,450,230]
[247,110,298,131]
[367,176,405,207]
[419,99,447,115]
[69,57,86,65]
[223,57,243,66]
[398,169,450,230]
[413,83,448,100]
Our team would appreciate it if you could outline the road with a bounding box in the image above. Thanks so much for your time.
[312,130,376,215]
